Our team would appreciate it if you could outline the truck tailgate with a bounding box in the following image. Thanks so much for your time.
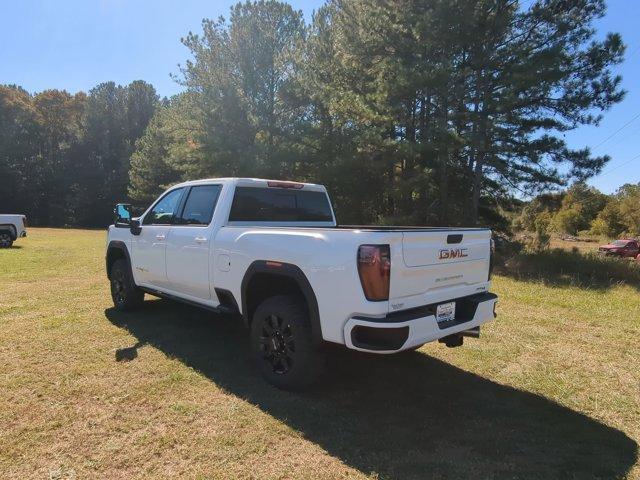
[390,229,491,302]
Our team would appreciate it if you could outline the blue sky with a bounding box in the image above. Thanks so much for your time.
[1,0,637,194]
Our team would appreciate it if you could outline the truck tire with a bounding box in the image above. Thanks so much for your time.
[0,232,13,248]
[250,295,324,391]
[109,258,144,311]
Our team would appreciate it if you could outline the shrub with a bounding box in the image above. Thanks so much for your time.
[553,207,583,235]
[617,184,640,235]
[527,212,551,252]
[590,201,625,238]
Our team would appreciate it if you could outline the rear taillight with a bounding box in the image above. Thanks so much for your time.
[357,245,391,301]
[488,237,495,280]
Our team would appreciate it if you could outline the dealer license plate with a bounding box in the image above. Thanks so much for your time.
[436,302,456,324]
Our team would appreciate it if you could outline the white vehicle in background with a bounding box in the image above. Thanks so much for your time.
[106,178,497,390]
[0,214,27,248]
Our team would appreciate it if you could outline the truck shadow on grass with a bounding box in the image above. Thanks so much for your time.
[105,300,637,480]
[498,248,640,291]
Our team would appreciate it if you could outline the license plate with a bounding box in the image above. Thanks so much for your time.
[436,302,456,323]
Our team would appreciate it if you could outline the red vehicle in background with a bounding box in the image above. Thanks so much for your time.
[598,239,640,258]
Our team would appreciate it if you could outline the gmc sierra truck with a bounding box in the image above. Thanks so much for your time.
[106,178,497,389]
[0,214,27,248]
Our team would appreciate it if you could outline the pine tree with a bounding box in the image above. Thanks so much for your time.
[178,0,306,179]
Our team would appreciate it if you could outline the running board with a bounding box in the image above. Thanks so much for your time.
[139,287,238,316]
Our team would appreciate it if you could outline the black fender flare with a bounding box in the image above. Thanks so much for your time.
[241,260,323,345]
[106,240,135,282]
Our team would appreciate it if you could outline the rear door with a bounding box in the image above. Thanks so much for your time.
[133,187,185,289]
[166,184,222,300]
[390,229,491,300]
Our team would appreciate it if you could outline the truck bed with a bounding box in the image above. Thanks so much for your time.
[333,225,489,231]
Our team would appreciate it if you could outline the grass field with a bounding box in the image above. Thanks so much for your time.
[1,228,639,479]
[549,237,603,253]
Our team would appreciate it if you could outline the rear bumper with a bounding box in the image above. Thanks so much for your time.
[344,292,498,354]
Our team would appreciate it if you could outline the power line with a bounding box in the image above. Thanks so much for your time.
[603,123,640,151]
[597,152,640,178]
[592,111,640,151]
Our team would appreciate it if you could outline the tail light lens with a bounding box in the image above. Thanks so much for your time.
[357,245,391,301]
[488,237,495,280]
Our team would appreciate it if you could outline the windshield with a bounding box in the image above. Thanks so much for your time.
[612,240,628,246]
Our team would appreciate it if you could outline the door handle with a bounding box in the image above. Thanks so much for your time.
[156,234,166,240]
[194,236,208,243]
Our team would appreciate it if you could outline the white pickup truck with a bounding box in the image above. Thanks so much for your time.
[106,178,497,389]
[0,214,27,248]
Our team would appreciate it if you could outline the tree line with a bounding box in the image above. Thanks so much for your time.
[515,182,640,246]
[0,81,159,226]
[1,0,626,229]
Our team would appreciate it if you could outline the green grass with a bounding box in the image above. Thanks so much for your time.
[1,228,638,479]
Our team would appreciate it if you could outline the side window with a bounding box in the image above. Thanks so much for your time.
[176,185,222,226]
[142,188,184,225]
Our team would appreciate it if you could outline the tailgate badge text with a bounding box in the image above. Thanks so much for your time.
[438,248,468,260]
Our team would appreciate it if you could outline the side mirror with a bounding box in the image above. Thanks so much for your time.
[114,203,132,227]
[130,218,142,236]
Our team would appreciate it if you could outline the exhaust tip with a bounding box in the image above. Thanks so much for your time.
[460,326,480,338]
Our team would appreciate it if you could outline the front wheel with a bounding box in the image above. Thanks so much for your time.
[110,259,144,311]
[250,295,324,391]
[0,232,13,248]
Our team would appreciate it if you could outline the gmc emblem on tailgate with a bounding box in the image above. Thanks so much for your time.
[438,248,468,260]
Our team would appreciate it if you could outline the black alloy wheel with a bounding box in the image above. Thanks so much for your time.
[250,295,324,390]
[259,314,296,375]
[109,258,144,311]
[110,267,127,308]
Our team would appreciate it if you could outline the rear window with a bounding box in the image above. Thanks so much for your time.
[229,187,333,222]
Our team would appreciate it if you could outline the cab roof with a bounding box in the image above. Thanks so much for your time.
[172,177,327,192]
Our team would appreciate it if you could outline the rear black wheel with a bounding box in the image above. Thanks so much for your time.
[110,259,144,311]
[0,232,13,248]
[251,295,324,391]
